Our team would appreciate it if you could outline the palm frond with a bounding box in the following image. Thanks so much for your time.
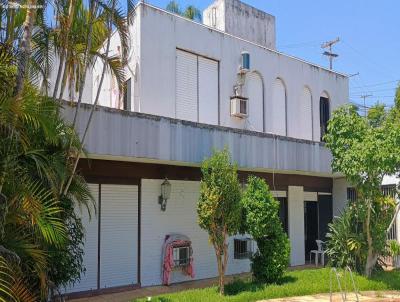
[0,255,16,302]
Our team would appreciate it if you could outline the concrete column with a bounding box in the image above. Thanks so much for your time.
[332,177,348,217]
[288,186,305,266]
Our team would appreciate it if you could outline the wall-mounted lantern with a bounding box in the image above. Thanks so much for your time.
[159,178,171,211]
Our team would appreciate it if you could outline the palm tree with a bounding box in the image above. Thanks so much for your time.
[0,0,130,298]
[183,5,202,22]
[166,1,202,22]
[0,42,93,301]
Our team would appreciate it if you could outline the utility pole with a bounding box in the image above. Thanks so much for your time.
[321,37,340,70]
[360,94,372,117]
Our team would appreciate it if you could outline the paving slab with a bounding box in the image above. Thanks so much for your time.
[260,291,400,302]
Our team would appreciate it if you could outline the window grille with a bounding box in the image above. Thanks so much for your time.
[382,185,397,198]
[347,187,357,202]
[234,238,254,259]
[382,185,398,241]
[173,246,190,267]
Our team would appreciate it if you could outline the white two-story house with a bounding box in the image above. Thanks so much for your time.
[61,0,359,297]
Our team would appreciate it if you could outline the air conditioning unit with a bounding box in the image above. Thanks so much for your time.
[230,96,248,118]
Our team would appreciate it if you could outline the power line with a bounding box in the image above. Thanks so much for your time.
[350,79,400,89]
[342,40,398,79]
[351,87,397,93]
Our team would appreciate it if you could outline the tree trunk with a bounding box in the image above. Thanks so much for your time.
[365,201,377,276]
[213,231,227,295]
[52,53,65,99]
[57,60,69,101]
[53,0,76,100]
[71,0,96,129]
[15,0,37,95]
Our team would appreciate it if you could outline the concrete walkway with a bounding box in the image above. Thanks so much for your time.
[261,291,400,302]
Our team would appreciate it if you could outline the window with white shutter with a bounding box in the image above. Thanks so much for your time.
[198,56,218,124]
[176,49,219,124]
[176,50,198,122]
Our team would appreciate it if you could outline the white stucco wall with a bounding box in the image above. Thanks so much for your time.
[332,177,348,217]
[47,56,93,103]
[140,179,251,287]
[203,0,276,49]
[132,3,348,142]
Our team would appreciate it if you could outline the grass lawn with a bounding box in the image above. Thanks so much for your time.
[134,268,400,302]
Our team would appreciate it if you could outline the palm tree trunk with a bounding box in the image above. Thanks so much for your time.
[52,53,65,98]
[63,0,116,196]
[53,0,76,99]
[58,59,69,101]
[71,0,97,128]
[15,0,37,95]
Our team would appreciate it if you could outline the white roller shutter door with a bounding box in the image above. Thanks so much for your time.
[176,50,198,122]
[100,184,138,288]
[65,184,99,293]
[198,57,218,124]
[271,79,286,136]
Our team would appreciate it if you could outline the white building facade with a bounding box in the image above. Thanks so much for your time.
[62,0,354,297]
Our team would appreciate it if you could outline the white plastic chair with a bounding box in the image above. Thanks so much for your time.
[309,240,325,266]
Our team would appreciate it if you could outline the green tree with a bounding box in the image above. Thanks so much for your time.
[197,149,241,295]
[0,43,93,301]
[166,1,202,21]
[241,176,290,283]
[325,99,400,276]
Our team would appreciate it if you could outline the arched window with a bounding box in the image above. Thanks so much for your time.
[271,78,286,136]
[245,72,263,132]
[320,92,330,141]
[297,87,313,140]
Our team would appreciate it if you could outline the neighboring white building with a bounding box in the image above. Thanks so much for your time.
[62,0,354,297]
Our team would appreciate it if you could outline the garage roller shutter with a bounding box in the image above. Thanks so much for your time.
[64,184,99,293]
[100,184,138,288]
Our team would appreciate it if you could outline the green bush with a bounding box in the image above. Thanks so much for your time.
[326,196,395,274]
[241,176,290,283]
[326,205,365,272]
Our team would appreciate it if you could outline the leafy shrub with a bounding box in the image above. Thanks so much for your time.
[326,196,395,274]
[241,176,290,283]
[388,240,400,257]
[326,205,365,272]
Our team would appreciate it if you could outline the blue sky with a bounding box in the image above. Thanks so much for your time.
[145,0,400,108]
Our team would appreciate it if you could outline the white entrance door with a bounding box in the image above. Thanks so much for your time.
[100,184,138,288]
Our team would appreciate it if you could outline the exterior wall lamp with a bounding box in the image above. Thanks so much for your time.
[159,178,171,211]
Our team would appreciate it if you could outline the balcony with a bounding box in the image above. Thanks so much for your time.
[61,102,333,176]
